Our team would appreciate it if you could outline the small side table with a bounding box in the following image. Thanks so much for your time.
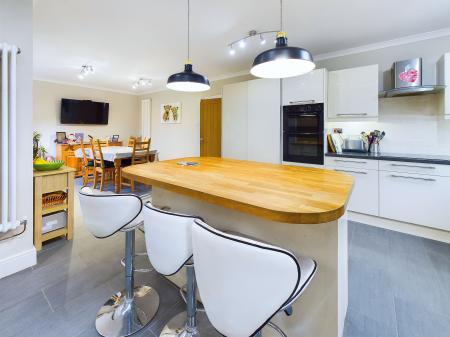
[33,166,75,251]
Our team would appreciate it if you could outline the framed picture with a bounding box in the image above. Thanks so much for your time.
[56,132,67,144]
[160,102,182,124]
[111,134,120,142]
[74,133,84,143]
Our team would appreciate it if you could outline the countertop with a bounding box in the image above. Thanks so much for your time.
[325,152,450,165]
[33,166,76,177]
[122,157,353,224]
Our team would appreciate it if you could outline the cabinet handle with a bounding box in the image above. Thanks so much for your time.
[390,164,435,169]
[334,159,367,164]
[336,113,368,116]
[335,169,367,175]
[289,100,315,104]
[390,174,436,182]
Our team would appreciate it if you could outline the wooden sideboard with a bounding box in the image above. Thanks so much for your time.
[56,141,123,177]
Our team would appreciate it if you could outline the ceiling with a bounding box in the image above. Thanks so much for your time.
[33,0,450,94]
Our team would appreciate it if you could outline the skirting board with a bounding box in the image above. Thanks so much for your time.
[349,212,450,244]
[0,247,36,279]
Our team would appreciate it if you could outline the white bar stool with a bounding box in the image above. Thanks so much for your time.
[192,219,317,337]
[78,187,159,337]
[143,203,221,337]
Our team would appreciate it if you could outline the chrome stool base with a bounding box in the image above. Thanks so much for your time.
[160,311,221,337]
[96,285,160,337]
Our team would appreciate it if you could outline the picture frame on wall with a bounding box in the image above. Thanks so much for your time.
[111,134,120,142]
[56,132,67,144]
[160,102,182,124]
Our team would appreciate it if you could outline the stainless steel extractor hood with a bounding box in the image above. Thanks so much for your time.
[379,57,446,98]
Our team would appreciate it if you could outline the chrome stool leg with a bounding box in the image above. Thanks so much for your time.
[160,265,221,337]
[95,230,160,337]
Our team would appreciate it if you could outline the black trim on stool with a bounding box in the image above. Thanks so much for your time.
[193,219,303,337]
[79,186,143,239]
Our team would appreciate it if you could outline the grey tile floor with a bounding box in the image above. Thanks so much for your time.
[0,187,449,336]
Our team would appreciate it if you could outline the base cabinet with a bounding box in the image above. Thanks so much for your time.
[379,171,450,231]
[328,166,379,216]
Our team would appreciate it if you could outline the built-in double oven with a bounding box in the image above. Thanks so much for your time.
[282,103,324,165]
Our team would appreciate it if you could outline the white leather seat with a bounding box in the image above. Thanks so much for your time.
[143,203,221,337]
[78,186,159,337]
[78,187,143,237]
[143,202,199,276]
[192,219,317,337]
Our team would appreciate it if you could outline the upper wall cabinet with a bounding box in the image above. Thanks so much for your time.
[437,53,449,118]
[282,68,327,105]
[328,64,379,119]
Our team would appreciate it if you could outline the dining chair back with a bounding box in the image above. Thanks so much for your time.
[92,139,115,191]
[80,142,94,185]
[132,139,151,165]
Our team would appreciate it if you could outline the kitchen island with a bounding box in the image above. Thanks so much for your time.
[123,157,353,337]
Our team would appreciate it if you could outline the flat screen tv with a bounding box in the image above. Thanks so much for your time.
[60,98,109,124]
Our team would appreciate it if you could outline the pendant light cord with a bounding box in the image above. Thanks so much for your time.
[187,0,190,61]
[280,0,283,31]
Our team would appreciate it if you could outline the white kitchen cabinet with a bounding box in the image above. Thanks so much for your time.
[247,79,280,163]
[379,170,450,231]
[328,64,378,119]
[379,160,450,177]
[325,156,378,170]
[326,165,379,216]
[222,81,248,160]
[282,69,327,105]
[437,53,449,117]
[222,79,281,163]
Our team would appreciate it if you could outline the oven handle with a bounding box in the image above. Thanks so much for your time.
[282,131,321,135]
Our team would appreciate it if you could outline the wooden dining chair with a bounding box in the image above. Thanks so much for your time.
[80,142,94,185]
[121,138,151,192]
[127,137,136,147]
[92,139,116,191]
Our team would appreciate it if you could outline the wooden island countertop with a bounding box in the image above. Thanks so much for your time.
[122,157,353,224]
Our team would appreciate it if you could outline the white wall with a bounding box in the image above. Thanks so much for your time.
[319,35,450,155]
[33,80,140,157]
[0,0,35,278]
[141,74,252,160]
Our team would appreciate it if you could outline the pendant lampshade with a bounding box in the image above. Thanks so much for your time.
[167,0,210,92]
[250,1,315,79]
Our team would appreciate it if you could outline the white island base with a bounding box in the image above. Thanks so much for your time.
[152,187,348,337]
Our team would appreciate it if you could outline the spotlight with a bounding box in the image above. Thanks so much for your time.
[239,39,246,48]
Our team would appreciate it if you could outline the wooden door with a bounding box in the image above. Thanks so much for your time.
[200,98,222,157]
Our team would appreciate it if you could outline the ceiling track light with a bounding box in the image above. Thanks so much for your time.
[132,78,152,90]
[250,0,315,78]
[226,29,278,56]
[167,0,210,92]
[78,64,95,80]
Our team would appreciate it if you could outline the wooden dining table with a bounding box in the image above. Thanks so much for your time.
[74,146,158,193]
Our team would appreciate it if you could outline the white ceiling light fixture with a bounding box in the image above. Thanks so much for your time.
[227,30,278,57]
[132,78,152,90]
[250,0,315,79]
[78,64,95,80]
[166,0,210,92]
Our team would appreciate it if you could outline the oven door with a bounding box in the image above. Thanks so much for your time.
[283,132,324,165]
[283,107,323,134]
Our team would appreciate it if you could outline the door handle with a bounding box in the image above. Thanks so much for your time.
[334,169,367,175]
[336,113,368,116]
[289,100,315,105]
[390,174,436,182]
[334,159,368,164]
[390,163,435,169]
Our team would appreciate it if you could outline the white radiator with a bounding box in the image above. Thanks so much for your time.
[0,43,20,233]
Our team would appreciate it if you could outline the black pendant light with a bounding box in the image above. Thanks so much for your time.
[250,0,315,78]
[167,0,210,92]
